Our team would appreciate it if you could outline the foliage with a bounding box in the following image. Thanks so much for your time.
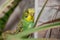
[6,21,60,40]
[0,0,60,40]
[0,0,21,36]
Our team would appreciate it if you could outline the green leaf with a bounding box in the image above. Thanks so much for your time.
[6,21,60,40]
[0,0,22,35]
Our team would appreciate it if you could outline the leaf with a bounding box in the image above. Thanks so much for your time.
[0,0,21,35]
[6,21,60,40]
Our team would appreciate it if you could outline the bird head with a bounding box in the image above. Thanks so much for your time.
[23,8,35,22]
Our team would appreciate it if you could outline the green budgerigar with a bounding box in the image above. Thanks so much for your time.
[22,8,35,30]
[17,8,35,32]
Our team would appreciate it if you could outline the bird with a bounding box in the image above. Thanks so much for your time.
[17,8,35,31]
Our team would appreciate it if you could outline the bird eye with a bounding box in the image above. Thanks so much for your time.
[25,16,27,17]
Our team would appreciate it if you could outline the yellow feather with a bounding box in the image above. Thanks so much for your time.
[25,15,33,22]
[25,8,34,22]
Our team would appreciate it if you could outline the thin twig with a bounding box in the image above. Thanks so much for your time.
[33,0,49,27]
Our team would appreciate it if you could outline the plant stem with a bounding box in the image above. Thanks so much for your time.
[33,0,48,27]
